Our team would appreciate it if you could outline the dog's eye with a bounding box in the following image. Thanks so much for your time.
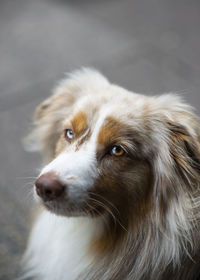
[110,146,125,157]
[64,129,74,140]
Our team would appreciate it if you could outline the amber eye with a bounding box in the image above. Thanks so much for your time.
[110,146,125,157]
[64,129,74,140]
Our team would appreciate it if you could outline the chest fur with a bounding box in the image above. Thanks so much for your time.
[25,211,103,280]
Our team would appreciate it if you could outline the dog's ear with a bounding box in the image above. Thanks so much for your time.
[150,96,200,237]
[154,117,200,195]
[149,97,200,263]
[167,121,200,182]
[24,71,84,161]
[25,84,78,162]
[24,68,109,162]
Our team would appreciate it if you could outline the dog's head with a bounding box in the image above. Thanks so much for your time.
[27,69,200,235]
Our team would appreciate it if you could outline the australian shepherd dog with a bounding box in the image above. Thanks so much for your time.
[23,69,200,280]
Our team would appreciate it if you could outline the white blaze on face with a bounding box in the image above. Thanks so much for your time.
[39,144,98,202]
[36,103,112,204]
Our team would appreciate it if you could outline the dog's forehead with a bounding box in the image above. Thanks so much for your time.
[71,93,137,120]
[71,96,129,129]
[61,92,151,152]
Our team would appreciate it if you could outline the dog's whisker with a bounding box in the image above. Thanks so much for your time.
[85,200,110,232]
[19,187,34,204]
[88,191,120,215]
[88,197,128,232]
[21,182,35,190]
[87,197,127,231]
[16,176,38,180]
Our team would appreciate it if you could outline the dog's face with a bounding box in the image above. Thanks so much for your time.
[35,92,152,218]
[30,69,200,229]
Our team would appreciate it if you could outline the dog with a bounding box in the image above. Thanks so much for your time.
[23,68,200,280]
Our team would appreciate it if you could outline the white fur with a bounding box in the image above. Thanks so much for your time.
[40,150,97,203]
[23,211,104,280]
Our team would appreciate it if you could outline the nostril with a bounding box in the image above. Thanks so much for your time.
[35,172,66,201]
[43,184,64,200]
[45,188,52,196]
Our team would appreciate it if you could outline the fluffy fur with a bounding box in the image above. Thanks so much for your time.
[23,68,200,280]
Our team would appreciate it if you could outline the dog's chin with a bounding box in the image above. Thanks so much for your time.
[40,200,84,217]
[40,199,103,218]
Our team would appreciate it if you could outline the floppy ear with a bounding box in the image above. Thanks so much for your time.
[25,68,109,162]
[24,71,85,161]
[150,99,200,261]
[149,98,200,264]
[25,85,77,162]
[153,115,200,203]
[167,121,200,182]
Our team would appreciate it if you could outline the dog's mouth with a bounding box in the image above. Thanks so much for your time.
[40,196,105,217]
[43,200,84,216]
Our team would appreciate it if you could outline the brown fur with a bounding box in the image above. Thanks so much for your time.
[97,117,121,147]
[71,111,88,137]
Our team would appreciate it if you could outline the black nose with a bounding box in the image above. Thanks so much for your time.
[35,172,65,201]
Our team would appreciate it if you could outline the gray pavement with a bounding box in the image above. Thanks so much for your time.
[0,0,200,278]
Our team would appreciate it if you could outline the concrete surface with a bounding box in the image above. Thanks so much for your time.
[0,0,200,278]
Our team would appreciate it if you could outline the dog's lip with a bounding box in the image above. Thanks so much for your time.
[43,199,65,208]
[42,198,104,217]
[44,201,58,212]
[42,200,88,217]
[42,200,71,215]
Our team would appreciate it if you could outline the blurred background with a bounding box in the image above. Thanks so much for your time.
[0,0,200,278]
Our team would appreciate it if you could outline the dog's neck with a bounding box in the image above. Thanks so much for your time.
[24,205,198,280]
[24,210,105,280]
